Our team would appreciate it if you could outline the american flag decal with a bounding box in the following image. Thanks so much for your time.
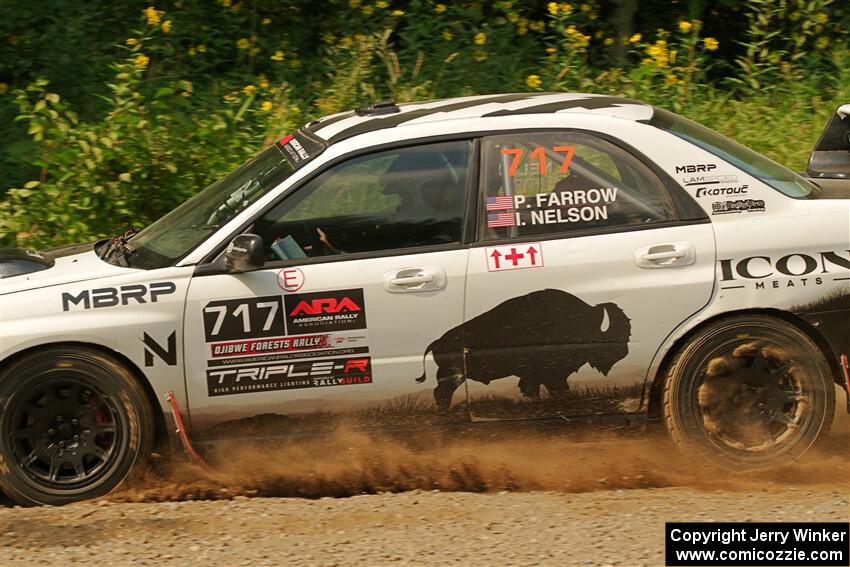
[487,212,517,228]
[486,196,514,211]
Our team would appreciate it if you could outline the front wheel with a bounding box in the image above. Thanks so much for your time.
[0,347,154,505]
[663,315,835,469]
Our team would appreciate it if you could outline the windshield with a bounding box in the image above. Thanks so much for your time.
[123,146,295,269]
[651,108,817,198]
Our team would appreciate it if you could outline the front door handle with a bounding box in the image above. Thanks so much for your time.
[635,242,695,268]
[383,266,446,293]
[389,274,435,286]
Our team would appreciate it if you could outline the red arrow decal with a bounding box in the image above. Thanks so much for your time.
[527,246,538,265]
[490,249,502,269]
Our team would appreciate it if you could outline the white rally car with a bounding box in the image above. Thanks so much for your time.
[1,93,848,505]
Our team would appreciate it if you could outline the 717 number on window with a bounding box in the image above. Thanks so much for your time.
[501,145,576,177]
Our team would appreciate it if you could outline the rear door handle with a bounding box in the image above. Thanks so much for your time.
[635,242,695,268]
[383,266,446,293]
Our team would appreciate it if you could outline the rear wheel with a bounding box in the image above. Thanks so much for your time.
[0,347,154,505]
[663,315,835,469]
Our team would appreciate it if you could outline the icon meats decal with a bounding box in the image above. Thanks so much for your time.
[720,250,850,290]
[201,288,371,397]
[207,357,372,397]
[414,289,631,411]
[285,289,366,333]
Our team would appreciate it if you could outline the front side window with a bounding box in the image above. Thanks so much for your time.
[254,140,472,260]
[479,132,675,241]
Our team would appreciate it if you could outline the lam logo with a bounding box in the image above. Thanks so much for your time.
[142,331,177,367]
[290,297,361,316]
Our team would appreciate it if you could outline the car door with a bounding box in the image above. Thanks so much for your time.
[182,140,474,438]
[443,130,716,420]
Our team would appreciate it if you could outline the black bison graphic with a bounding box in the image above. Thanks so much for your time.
[414,289,632,411]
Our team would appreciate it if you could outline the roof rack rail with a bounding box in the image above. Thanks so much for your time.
[355,100,400,116]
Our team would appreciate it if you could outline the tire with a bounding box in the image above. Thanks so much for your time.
[663,315,835,469]
[0,347,154,506]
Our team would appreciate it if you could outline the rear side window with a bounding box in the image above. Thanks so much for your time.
[478,132,676,241]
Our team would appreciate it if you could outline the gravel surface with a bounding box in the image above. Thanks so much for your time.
[2,406,848,566]
[1,486,848,566]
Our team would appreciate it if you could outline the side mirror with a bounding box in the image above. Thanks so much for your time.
[224,234,265,273]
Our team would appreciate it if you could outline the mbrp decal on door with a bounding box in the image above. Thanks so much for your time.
[201,288,371,397]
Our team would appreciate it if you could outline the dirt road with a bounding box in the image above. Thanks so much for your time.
[1,413,848,566]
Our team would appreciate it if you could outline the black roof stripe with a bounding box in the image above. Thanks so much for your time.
[325,93,538,143]
[482,96,640,117]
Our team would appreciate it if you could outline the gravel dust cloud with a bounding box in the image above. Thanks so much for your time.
[112,415,848,503]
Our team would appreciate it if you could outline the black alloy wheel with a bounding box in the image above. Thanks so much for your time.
[0,347,154,506]
[663,315,835,469]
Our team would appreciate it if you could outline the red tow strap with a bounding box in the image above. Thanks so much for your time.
[166,390,216,475]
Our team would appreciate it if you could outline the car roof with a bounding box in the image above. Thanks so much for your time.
[305,93,654,145]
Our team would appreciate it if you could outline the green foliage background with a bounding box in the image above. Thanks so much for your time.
[0,0,847,248]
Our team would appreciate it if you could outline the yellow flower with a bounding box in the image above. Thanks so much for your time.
[290,105,301,115]
[474,32,487,45]
[362,5,373,14]
[546,46,557,53]
[161,20,172,33]
[473,50,487,62]
[442,30,453,41]
[348,0,360,7]
[376,0,388,8]
[507,12,518,23]
[126,38,139,46]
[237,38,250,50]
[678,20,692,32]
[259,78,270,89]
[0,83,8,95]
[629,33,641,43]
[144,6,161,27]
[223,94,237,102]
[703,37,719,51]
[580,3,590,11]
[242,84,256,95]
[517,20,528,35]
[526,74,542,89]
[603,37,614,46]
[134,53,150,69]
[271,50,285,61]
[547,2,558,15]
[664,74,678,86]
[261,101,273,112]
[250,47,260,56]
[392,9,404,16]
[815,36,829,49]
[188,46,197,56]
[219,0,231,6]
[814,13,828,24]
[197,44,207,53]
[560,3,573,13]
[435,3,447,13]
[181,91,191,97]
[262,17,271,25]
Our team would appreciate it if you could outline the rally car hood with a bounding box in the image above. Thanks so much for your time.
[0,245,137,295]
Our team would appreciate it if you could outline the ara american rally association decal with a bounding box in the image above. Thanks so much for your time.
[202,288,372,397]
